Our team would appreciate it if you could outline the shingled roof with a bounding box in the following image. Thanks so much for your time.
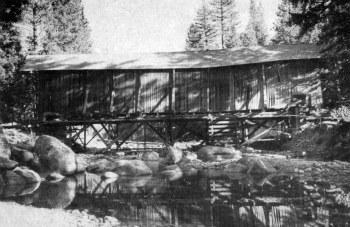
[21,44,322,71]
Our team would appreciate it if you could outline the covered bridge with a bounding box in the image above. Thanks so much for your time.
[22,44,323,149]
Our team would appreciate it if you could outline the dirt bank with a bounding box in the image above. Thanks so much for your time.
[0,201,120,227]
[0,201,82,227]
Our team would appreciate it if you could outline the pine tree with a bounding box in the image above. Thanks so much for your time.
[22,0,49,54]
[42,0,92,54]
[288,0,350,102]
[242,0,268,46]
[210,0,240,49]
[186,2,217,51]
[272,0,319,44]
[0,0,31,122]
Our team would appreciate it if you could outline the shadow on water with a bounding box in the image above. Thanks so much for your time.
[3,169,350,226]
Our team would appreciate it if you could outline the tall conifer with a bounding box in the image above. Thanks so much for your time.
[242,0,268,46]
[186,1,217,51]
[210,0,240,48]
[42,0,92,54]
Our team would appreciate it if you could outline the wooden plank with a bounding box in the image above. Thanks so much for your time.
[260,64,266,110]
[206,69,210,112]
[82,71,88,114]
[169,69,175,112]
[134,72,141,113]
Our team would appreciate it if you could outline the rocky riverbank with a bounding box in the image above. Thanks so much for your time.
[2,120,350,226]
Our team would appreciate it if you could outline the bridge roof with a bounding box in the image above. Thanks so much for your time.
[21,44,322,71]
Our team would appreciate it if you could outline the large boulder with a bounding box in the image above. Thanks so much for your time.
[35,177,77,209]
[101,171,118,180]
[0,156,18,170]
[113,160,153,176]
[0,127,11,159]
[197,146,242,162]
[141,151,159,161]
[224,163,249,173]
[1,170,26,197]
[237,157,276,174]
[13,167,41,183]
[160,164,183,181]
[165,146,183,164]
[11,145,35,163]
[34,135,85,175]
[87,159,120,173]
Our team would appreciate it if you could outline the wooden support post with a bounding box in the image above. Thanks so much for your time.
[83,125,87,151]
[109,73,115,114]
[169,69,175,112]
[260,64,266,110]
[206,69,210,112]
[134,72,141,113]
[230,69,236,111]
[167,120,173,145]
[82,71,88,115]
[240,120,247,143]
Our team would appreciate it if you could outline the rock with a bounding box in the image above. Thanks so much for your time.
[113,159,153,176]
[87,159,119,173]
[161,164,183,181]
[13,167,41,183]
[75,156,87,173]
[46,172,65,182]
[101,171,118,179]
[11,145,34,163]
[165,146,183,163]
[104,216,119,225]
[17,181,41,196]
[35,176,77,209]
[141,151,159,161]
[163,164,180,171]
[183,151,197,161]
[0,156,18,170]
[238,157,276,174]
[0,127,11,159]
[34,135,81,175]
[224,163,249,173]
[240,146,255,153]
[144,160,159,173]
[1,170,26,197]
[197,146,242,162]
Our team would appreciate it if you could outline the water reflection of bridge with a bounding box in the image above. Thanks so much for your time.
[71,172,323,226]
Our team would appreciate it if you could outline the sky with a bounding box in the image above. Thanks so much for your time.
[82,0,282,53]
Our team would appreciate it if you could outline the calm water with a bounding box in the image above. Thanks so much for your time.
[3,167,350,227]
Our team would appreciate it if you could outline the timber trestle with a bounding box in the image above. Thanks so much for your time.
[41,110,299,151]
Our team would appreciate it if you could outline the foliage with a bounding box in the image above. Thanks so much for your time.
[0,0,28,123]
[41,0,92,54]
[21,0,49,54]
[288,0,350,103]
[241,0,268,46]
[186,3,217,51]
[272,0,320,44]
[186,0,240,50]
[1,0,93,123]
[210,0,240,48]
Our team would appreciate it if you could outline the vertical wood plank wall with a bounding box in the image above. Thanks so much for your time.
[38,59,322,118]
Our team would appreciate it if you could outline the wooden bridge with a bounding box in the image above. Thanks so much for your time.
[19,44,324,150]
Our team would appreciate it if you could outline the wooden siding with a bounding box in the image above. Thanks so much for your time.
[37,59,323,119]
[264,60,322,108]
[175,70,208,112]
[139,72,169,113]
